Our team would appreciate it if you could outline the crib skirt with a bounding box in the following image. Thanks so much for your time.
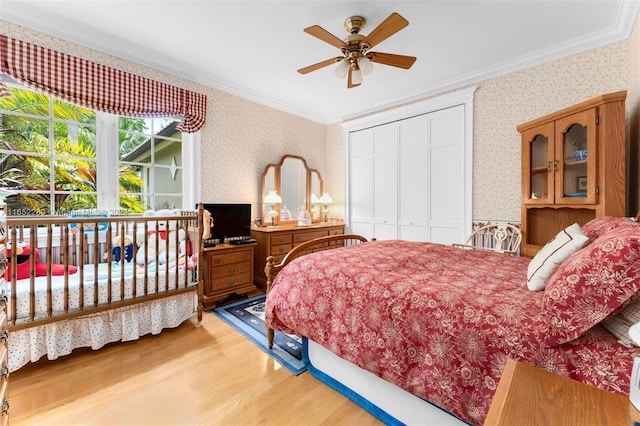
[8,291,197,372]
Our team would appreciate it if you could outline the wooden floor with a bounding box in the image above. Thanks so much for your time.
[9,308,383,425]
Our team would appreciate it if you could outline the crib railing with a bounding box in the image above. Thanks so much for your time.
[1,210,202,330]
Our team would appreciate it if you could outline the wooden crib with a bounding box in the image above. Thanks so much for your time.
[1,205,205,371]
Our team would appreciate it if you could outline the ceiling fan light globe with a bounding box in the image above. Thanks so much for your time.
[334,59,350,79]
[358,56,373,75]
[352,67,363,85]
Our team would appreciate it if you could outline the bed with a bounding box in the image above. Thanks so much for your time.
[2,205,206,372]
[264,218,640,425]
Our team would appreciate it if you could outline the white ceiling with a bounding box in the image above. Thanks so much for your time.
[2,1,639,124]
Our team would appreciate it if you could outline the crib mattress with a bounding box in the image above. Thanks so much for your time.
[5,261,195,322]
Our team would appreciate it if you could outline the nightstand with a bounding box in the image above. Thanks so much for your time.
[201,243,257,310]
[485,358,640,425]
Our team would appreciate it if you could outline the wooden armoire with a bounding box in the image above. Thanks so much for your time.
[517,91,626,257]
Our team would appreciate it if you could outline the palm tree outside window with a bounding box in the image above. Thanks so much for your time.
[0,81,182,215]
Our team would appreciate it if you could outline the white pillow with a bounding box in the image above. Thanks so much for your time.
[526,223,589,291]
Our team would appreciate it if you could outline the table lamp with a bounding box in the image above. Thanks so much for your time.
[264,190,282,227]
[319,193,333,223]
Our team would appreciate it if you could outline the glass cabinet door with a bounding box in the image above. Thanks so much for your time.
[522,122,554,205]
[554,108,597,204]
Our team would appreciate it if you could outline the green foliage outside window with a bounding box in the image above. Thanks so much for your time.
[0,86,147,215]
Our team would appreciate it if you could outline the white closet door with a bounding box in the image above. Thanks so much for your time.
[427,105,466,244]
[373,124,398,240]
[398,116,428,241]
[345,87,474,243]
[349,129,375,239]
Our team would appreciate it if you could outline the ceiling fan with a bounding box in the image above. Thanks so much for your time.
[297,12,417,88]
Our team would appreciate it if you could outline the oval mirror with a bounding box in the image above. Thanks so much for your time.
[280,156,307,221]
[260,155,323,226]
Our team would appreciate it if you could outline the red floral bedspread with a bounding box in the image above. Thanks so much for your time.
[265,240,640,425]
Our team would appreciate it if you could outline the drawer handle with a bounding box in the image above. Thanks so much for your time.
[0,329,8,343]
[214,258,222,265]
[278,248,285,253]
[228,267,236,274]
[0,362,8,380]
[228,279,236,286]
[1,397,8,415]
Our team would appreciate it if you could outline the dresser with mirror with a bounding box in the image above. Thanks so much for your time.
[252,154,344,288]
[260,154,324,225]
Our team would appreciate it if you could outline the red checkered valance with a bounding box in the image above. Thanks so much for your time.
[0,35,207,133]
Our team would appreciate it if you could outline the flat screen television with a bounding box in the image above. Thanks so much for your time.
[201,203,251,243]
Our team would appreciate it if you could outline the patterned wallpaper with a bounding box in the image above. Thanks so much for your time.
[472,36,633,221]
[325,124,346,218]
[331,22,638,223]
[1,21,328,220]
[3,18,639,223]
[200,89,327,216]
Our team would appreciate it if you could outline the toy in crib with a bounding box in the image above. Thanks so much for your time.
[109,234,134,263]
[135,209,186,265]
[6,241,78,280]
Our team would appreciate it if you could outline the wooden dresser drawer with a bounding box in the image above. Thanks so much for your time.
[211,261,251,278]
[211,272,253,290]
[0,393,7,426]
[208,249,252,267]
[0,291,6,314]
[0,399,7,426]
[0,321,7,347]
[0,345,7,389]
[293,230,328,244]
[270,243,292,256]
[270,234,292,246]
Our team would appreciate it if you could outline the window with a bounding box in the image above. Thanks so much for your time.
[0,82,193,215]
[119,117,183,211]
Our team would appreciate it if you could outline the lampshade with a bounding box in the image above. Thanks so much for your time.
[319,193,333,223]
[351,66,363,85]
[264,190,282,204]
[334,59,350,79]
[358,56,373,75]
[319,193,333,204]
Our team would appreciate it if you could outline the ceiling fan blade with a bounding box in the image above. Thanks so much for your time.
[297,57,344,74]
[347,67,361,89]
[369,52,416,69]
[304,25,347,49]
[364,12,409,49]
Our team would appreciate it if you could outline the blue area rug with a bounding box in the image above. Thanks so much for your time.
[212,295,307,375]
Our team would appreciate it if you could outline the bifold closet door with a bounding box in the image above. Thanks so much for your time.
[349,128,375,239]
[348,125,398,240]
[348,104,466,243]
[425,105,466,244]
[398,115,427,241]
